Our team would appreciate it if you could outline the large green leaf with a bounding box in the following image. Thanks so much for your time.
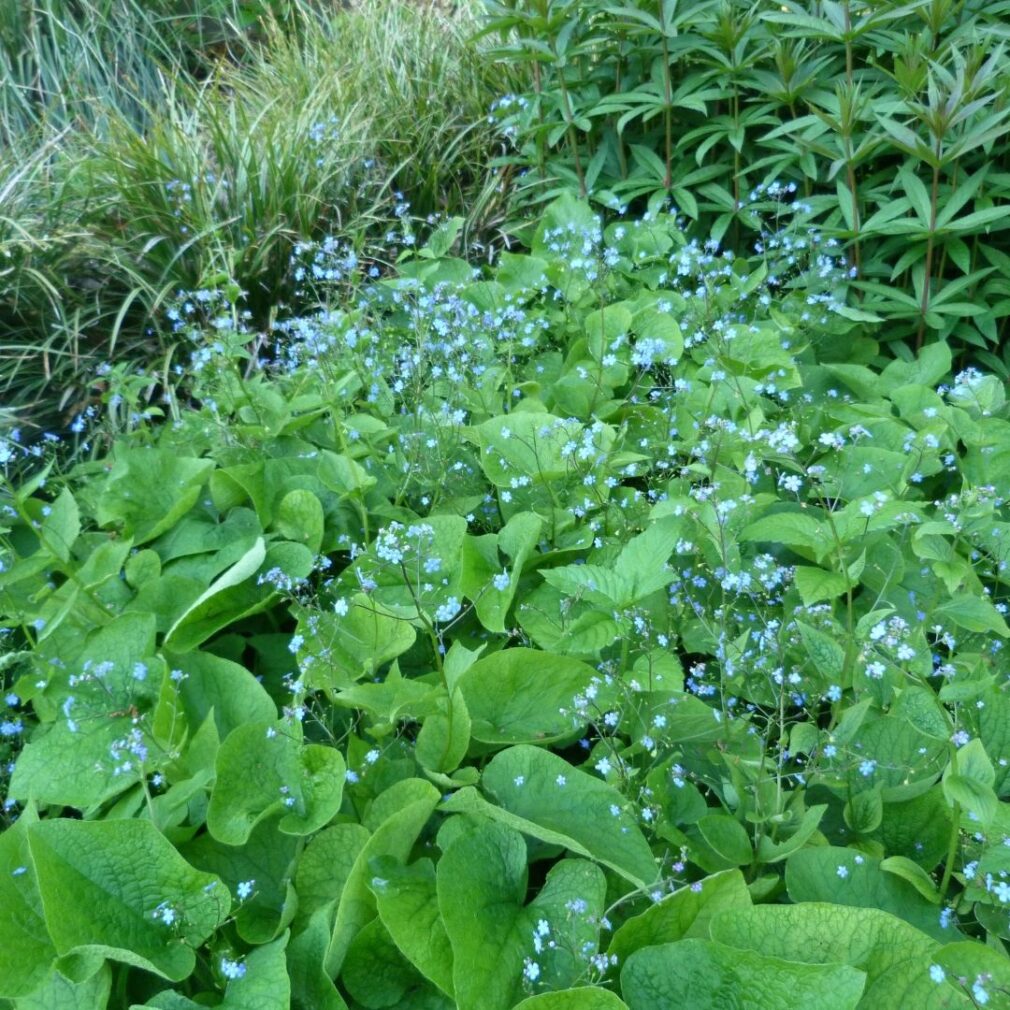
[341,919,431,1008]
[709,904,965,1008]
[324,779,441,976]
[785,847,952,941]
[466,511,542,634]
[415,685,471,775]
[27,819,229,981]
[206,721,344,845]
[95,450,213,545]
[295,594,417,691]
[287,904,348,1010]
[274,489,325,553]
[40,488,80,563]
[472,413,611,487]
[16,963,110,1010]
[369,856,454,998]
[0,813,57,999]
[621,939,865,1010]
[182,815,299,944]
[217,932,290,1010]
[163,541,313,652]
[437,820,607,1010]
[608,870,752,965]
[456,649,602,745]
[333,514,467,619]
[293,823,370,930]
[170,649,277,743]
[163,537,266,648]
[10,614,159,810]
[9,715,153,811]
[442,745,658,889]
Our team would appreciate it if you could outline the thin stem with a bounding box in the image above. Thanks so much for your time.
[939,802,960,902]
[558,73,586,198]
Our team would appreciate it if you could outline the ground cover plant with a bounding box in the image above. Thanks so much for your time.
[5,189,1010,1007]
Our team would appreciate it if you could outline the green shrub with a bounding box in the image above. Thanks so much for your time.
[480,0,1010,358]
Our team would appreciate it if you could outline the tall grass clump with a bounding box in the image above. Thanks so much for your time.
[230,0,521,228]
[0,0,513,432]
[0,0,194,144]
[0,136,105,426]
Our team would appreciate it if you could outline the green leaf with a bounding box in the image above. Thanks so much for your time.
[466,512,542,634]
[294,823,370,929]
[163,537,266,649]
[844,787,883,834]
[533,194,600,259]
[95,449,213,545]
[207,721,344,845]
[934,594,1010,637]
[420,216,463,259]
[183,815,299,944]
[793,566,850,606]
[632,306,683,363]
[942,737,997,824]
[879,857,942,905]
[513,991,629,1010]
[16,962,110,1010]
[28,819,229,981]
[10,714,152,811]
[457,648,603,745]
[740,513,826,552]
[709,904,949,1007]
[369,856,454,998]
[755,804,828,864]
[287,904,348,1010]
[296,594,417,691]
[274,490,325,553]
[40,488,80,563]
[495,252,548,294]
[785,847,952,942]
[978,692,1010,795]
[442,745,658,889]
[541,563,635,606]
[621,939,866,1010]
[833,304,885,324]
[415,686,471,774]
[942,774,997,825]
[218,932,290,1009]
[164,540,313,653]
[696,813,753,867]
[933,941,1010,1005]
[325,779,441,977]
[472,412,597,487]
[10,615,158,810]
[585,303,633,361]
[437,820,607,1010]
[796,621,846,683]
[608,871,751,966]
[341,918,428,1008]
[170,648,277,743]
[0,813,57,999]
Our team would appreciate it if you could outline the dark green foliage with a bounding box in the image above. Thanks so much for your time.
[481,0,1010,358]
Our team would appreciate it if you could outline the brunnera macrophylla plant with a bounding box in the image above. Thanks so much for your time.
[4,193,1010,1008]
